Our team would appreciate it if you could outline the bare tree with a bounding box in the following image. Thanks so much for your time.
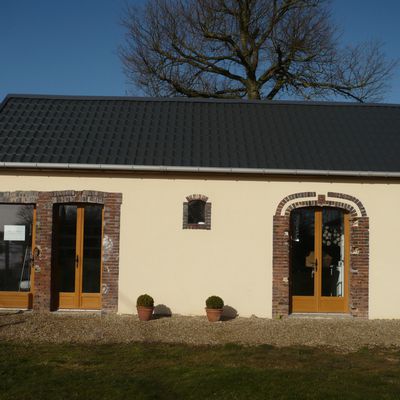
[120,0,397,102]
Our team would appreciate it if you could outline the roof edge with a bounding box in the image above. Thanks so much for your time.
[0,95,10,114]
[3,93,400,108]
[0,162,399,178]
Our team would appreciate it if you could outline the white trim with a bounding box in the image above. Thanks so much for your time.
[0,162,399,178]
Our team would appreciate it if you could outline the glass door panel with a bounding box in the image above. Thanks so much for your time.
[0,204,35,309]
[56,205,77,293]
[290,208,316,296]
[82,205,102,293]
[321,209,345,297]
[0,205,34,292]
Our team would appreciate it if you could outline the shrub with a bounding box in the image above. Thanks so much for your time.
[206,295,224,309]
[136,294,154,307]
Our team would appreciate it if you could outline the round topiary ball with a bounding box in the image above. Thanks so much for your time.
[205,295,224,309]
[136,294,154,307]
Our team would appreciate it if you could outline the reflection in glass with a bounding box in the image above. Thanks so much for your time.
[82,205,102,293]
[321,209,344,297]
[56,205,77,292]
[290,208,315,296]
[0,205,34,292]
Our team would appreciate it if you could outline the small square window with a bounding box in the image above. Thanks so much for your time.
[183,196,211,230]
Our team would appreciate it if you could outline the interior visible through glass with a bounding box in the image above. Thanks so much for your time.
[321,208,345,297]
[82,205,102,293]
[0,204,34,292]
[290,208,315,296]
[56,205,77,293]
[188,200,205,224]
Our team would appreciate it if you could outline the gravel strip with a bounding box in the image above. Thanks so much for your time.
[1,312,400,352]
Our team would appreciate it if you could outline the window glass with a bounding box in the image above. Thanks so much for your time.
[82,205,102,293]
[56,205,77,293]
[321,208,345,297]
[290,208,315,296]
[188,200,205,224]
[0,205,34,292]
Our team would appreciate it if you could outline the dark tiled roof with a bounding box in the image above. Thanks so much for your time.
[0,94,400,173]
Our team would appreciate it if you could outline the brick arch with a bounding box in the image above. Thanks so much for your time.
[186,193,209,202]
[273,192,369,318]
[275,192,316,216]
[275,192,367,217]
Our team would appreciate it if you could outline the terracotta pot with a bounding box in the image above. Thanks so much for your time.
[137,306,154,321]
[205,308,223,322]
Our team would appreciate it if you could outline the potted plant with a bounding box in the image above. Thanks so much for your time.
[205,295,224,322]
[136,294,154,321]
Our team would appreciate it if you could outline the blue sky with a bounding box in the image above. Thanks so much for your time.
[1,0,399,103]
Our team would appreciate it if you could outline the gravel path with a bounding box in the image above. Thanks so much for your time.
[1,311,400,352]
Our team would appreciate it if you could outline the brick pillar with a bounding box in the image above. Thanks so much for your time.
[101,193,123,312]
[349,217,369,318]
[272,215,290,318]
[32,192,53,312]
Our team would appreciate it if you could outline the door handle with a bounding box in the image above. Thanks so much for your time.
[75,255,79,268]
[315,258,318,272]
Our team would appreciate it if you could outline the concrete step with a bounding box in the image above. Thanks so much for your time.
[289,313,353,319]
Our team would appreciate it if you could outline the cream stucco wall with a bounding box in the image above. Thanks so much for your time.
[0,171,398,318]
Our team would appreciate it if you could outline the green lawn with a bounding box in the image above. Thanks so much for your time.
[0,342,399,399]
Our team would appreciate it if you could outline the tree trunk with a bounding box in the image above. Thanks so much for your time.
[247,81,261,100]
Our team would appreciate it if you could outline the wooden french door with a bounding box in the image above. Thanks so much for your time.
[290,207,349,313]
[0,205,36,309]
[53,204,103,310]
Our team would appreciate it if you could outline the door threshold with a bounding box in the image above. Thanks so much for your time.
[0,308,31,313]
[53,309,102,314]
[289,313,352,319]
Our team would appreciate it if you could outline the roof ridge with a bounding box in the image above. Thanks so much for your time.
[3,93,400,109]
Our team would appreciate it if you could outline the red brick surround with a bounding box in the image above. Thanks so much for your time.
[183,194,212,230]
[273,192,369,318]
[0,190,122,312]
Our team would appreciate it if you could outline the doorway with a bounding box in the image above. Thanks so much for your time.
[290,207,349,313]
[52,204,103,310]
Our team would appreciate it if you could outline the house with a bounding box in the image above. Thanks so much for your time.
[0,94,399,318]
